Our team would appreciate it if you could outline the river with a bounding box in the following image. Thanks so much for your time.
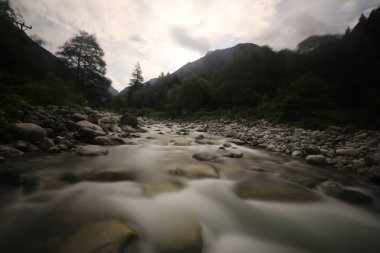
[1,123,380,253]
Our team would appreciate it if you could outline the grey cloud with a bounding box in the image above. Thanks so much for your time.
[171,26,209,54]
[257,12,340,49]
[129,35,145,43]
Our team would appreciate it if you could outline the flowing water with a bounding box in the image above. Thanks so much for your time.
[1,123,380,253]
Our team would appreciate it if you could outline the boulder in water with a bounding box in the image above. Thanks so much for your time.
[192,152,217,161]
[223,151,243,158]
[306,155,326,165]
[76,145,108,156]
[235,177,320,202]
[321,181,372,204]
[85,169,136,182]
[0,145,24,157]
[59,219,138,253]
[172,164,219,179]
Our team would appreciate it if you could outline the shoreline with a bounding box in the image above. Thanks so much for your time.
[1,105,379,185]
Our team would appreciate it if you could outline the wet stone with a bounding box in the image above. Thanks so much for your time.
[59,219,138,253]
[76,145,108,156]
[192,152,217,161]
[321,181,372,204]
[235,177,321,202]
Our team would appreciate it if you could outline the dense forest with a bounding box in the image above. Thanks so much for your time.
[1,0,380,129]
[119,6,380,129]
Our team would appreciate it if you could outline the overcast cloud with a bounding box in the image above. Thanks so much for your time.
[10,0,380,91]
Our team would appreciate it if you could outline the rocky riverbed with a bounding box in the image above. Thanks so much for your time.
[1,105,380,253]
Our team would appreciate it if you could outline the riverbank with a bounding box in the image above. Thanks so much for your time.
[1,106,380,253]
[1,105,379,184]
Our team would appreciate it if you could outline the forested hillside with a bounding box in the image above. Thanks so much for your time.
[121,6,380,129]
[0,1,112,108]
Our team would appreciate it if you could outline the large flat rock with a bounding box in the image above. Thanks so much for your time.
[59,219,138,253]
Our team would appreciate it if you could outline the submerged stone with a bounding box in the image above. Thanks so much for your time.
[321,181,372,204]
[192,152,217,161]
[235,177,320,202]
[59,219,138,253]
[76,145,108,156]
[223,151,243,158]
[172,164,219,179]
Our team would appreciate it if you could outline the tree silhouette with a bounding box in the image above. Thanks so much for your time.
[56,31,106,86]
[129,62,144,87]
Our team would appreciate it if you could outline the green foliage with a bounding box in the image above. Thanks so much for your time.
[56,30,111,107]
[121,5,380,129]
[23,75,84,106]
[166,76,210,115]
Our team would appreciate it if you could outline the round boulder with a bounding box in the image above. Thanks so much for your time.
[59,219,138,253]
[306,155,326,165]
[14,123,46,143]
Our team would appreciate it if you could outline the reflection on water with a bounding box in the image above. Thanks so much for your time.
[1,124,380,253]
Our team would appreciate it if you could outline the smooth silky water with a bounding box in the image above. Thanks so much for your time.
[1,123,380,253]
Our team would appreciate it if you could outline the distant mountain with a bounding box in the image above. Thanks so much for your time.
[172,43,260,80]
[108,85,119,96]
[119,86,128,95]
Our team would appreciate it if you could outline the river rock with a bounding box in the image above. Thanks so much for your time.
[150,212,203,253]
[229,139,246,146]
[72,113,88,122]
[336,148,360,158]
[76,145,108,156]
[235,177,320,202]
[306,155,326,165]
[303,145,320,155]
[223,142,231,148]
[364,153,380,166]
[171,140,189,146]
[76,120,103,132]
[222,151,243,158]
[40,138,55,150]
[173,164,219,179]
[120,113,138,128]
[92,136,123,146]
[143,181,182,196]
[14,140,28,151]
[192,152,217,161]
[85,169,135,182]
[14,122,46,143]
[195,139,219,145]
[124,140,139,145]
[59,219,138,253]
[0,145,24,157]
[321,181,372,204]
[0,156,5,162]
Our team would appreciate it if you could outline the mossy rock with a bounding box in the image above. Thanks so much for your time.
[170,164,219,179]
[142,181,183,197]
[59,219,138,253]
[235,178,320,202]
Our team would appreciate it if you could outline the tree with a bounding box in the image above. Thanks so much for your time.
[126,62,144,107]
[56,31,106,86]
[129,62,144,87]
[0,0,21,24]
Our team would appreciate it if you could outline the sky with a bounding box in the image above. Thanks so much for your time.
[10,0,380,91]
